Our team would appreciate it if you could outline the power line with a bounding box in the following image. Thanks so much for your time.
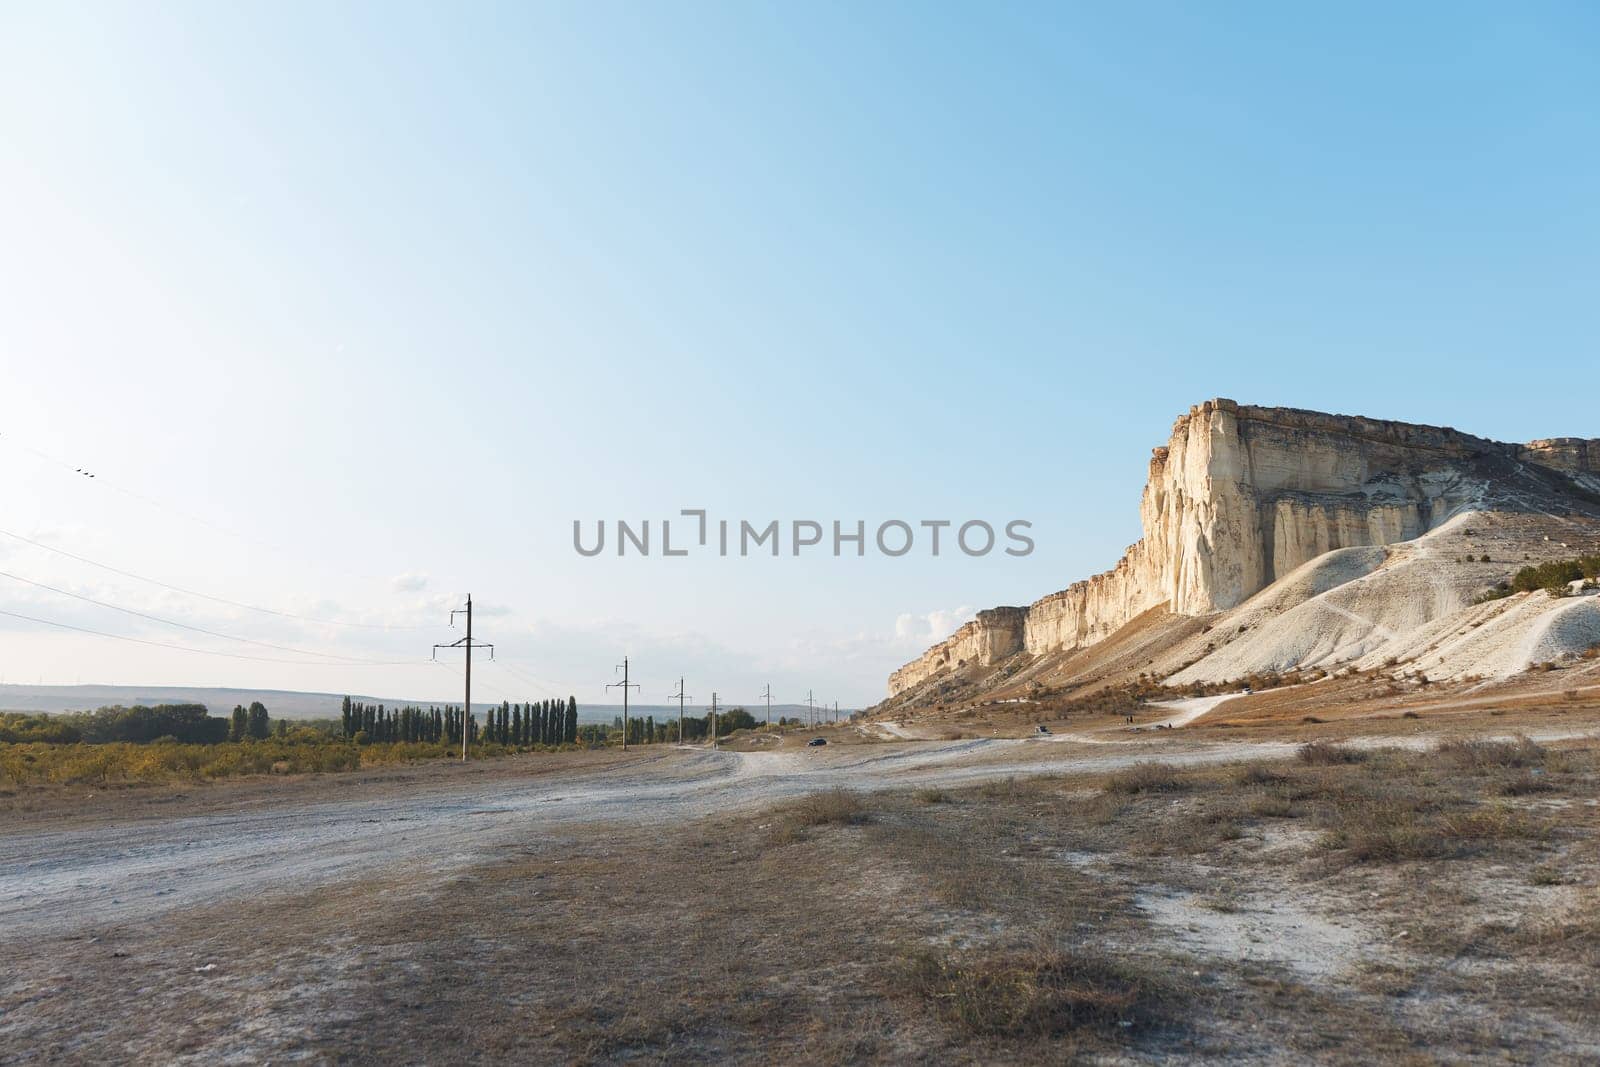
[0,568,408,664]
[669,677,691,746]
[493,660,568,700]
[433,595,493,762]
[0,526,428,631]
[0,431,379,585]
[0,606,423,666]
[607,656,639,750]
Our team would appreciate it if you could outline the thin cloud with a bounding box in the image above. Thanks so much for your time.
[391,572,430,593]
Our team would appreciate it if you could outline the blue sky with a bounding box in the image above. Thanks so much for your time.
[1,2,1596,708]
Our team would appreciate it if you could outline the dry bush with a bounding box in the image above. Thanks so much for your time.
[1512,898,1600,967]
[1437,805,1550,843]
[1434,736,1545,770]
[915,787,952,804]
[0,739,365,786]
[1497,773,1555,796]
[1297,741,1367,766]
[1316,800,1452,863]
[1105,762,1186,795]
[787,788,869,827]
[901,946,1173,1039]
[1232,764,1287,787]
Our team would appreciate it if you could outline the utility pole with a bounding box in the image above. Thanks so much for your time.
[806,689,815,729]
[669,677,691,745]
[608,656,639,750]
[709,692,719,749]
[433,594,493,762]
[760,683,772,731]
[833,700,839,725]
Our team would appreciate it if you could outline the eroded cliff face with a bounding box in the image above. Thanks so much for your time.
[888,399,1577,696]
[888,608,1026,695]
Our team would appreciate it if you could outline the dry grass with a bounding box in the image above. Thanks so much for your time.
[788,787,870,826]
[1434,735,1546,769]
[1104,761,1188,794]
[8,737,1599,1064]
[899,944,1174,1039]
[1297,740,1367,765]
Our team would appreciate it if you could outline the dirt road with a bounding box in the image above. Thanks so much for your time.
[0,734,1284,945]
[4,722,1596,948]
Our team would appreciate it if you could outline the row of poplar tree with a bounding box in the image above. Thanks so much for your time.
[339,696,579,747]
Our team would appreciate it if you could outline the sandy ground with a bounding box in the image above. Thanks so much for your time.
[5,702,1599,949]
[0,733,1294,945]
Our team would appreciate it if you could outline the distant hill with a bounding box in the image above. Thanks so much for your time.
[0,684,841,725]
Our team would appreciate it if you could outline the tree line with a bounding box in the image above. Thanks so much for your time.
[612,706,765,745]
[0,704,230,745]
[339,696,579,747]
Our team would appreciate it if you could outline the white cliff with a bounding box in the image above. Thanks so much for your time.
[888,399,1599,696]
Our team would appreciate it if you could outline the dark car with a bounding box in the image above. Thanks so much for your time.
[807,737,827,747]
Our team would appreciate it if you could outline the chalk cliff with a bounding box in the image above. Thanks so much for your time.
[888,400,1598,696]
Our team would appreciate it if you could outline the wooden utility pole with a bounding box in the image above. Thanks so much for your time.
[433,594,493,762]
[669,677,691,745]
[806,689,815,729]
[608,656,639,749]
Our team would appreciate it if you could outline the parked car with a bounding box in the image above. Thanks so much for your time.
[1035,724,1051,735]
[807,737,827,747]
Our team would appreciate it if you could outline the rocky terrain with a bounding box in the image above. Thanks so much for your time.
[885,400,1600,711]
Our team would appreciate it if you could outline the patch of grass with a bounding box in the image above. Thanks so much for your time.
[1297,741,1367,765]
[1438,804,1550,843]
[1247,793,1297,818]
[1497,773,1555,796]
[1232,764,1287,787]
[1529,864,1566,886]
[1512,899,1600,967]
[1105,762,1186,795]
[1434,736,1545,770]
[787,788,870,827]
[1317,801,1454,864]
[915,787,953,804]
[901,946,1174,1039]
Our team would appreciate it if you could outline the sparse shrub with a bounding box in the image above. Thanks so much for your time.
[1297,741,1366,765]
[1105,762,1185,794]
[1232,764,1286,787]
[1435,736,1545,770]
[915,787,952,804]
[902,947,1165,1037]
[1529,865,1565,886]
[788,788,869,827]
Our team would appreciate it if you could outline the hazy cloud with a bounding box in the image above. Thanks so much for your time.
[893,606,974,645]
[391,571,430,593]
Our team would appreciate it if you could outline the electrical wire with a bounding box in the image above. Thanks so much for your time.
[0,526,428,631]
[0,568,408,664]
[0,606,427,666]
[492,659,570,700]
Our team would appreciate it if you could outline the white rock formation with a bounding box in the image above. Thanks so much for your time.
[888,399,1599,696]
